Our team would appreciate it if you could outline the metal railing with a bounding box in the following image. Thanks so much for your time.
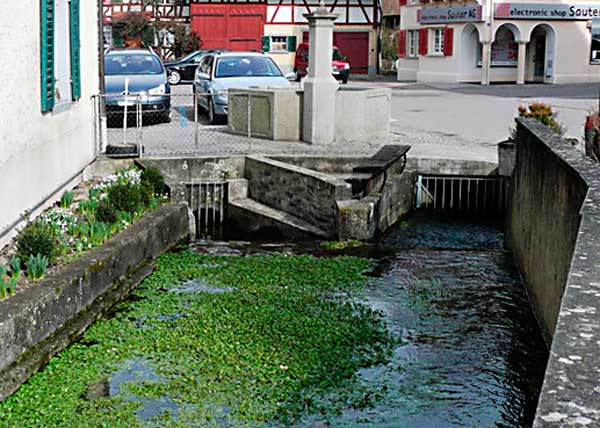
[186,181,229,239]
[92,92,255,158]
[415,175,506,214]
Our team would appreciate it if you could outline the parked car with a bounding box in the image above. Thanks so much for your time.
[165,49,227,85]
[104,49,171,123]
[294,42,350,84]
[193,52,294,124]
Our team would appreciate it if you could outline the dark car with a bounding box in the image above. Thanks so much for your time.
[104,49,171,123]
[165,49,227,85]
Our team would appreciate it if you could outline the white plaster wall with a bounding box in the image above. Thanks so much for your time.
[0,0,99,245]
[397,5,420,80]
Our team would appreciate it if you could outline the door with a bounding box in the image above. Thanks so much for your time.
[183,53,203,81]
[191,4,266,52]
[302,31,370,74]
[334,32,369,75]
[533,35,546,82]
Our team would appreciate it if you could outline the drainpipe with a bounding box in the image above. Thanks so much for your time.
[97,0,105,95]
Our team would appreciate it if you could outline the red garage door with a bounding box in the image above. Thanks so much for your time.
[191,4,266,52]
[302,31,370,74]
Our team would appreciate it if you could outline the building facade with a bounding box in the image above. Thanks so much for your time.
[397,0,600,84]
[0,0,99,248]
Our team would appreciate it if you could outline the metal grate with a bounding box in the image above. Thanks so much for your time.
[186,181,229,240]
[415,175,506,214]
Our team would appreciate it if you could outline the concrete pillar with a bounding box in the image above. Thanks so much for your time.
[481,41,491,85]
[517,41,527,85]
[302,7,339,145]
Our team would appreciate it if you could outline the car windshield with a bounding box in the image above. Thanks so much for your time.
[215,56,282,78]
[179,51,201,63]
[105,54,163,75]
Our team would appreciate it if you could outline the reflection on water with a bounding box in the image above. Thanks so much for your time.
[293,212,548,428]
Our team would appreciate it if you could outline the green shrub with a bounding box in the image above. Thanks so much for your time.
[96,199,118,224]
[59,191,75,209]
[107,182,143,214]
[78,199,99,216]
[141,166,165,196]
[16,221,58,264]
[140,181,154,207]
[25,254,49,280]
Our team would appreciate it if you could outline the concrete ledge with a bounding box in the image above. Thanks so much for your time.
[507,119,600,427]
[0,203,190,400]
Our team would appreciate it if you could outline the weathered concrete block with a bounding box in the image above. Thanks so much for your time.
[335,87,391,143]
[0,203,190,400]
[228,88,303,141]
[498,140,516,177]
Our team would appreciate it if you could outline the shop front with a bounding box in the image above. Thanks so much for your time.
[398,1,600,84]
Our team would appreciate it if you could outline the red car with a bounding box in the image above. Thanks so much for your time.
[294,42,350,84]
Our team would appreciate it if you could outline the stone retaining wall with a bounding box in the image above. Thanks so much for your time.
[245,156,353,237]
[506,119,600,427]
[0,203,190,400]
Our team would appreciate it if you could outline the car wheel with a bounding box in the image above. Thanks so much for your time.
[295,73,301,82]
[208,98,218,124]
[168,71,181,85]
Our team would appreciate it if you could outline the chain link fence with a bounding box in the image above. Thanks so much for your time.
[93,92,257,158]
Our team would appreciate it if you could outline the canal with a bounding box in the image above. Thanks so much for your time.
[0,212,548,427]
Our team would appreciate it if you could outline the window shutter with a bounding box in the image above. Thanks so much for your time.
[398,30,407,57]
[287,35,297,52]
[70,0,81,100]
[443,27,454,56]
[418,28,428,56]
[40,0,55,112]
[261,35,271,52]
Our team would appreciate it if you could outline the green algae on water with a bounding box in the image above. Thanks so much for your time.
[0,251,393,427]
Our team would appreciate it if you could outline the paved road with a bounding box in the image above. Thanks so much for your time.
[349,80,600,163]
[107,82,599,162]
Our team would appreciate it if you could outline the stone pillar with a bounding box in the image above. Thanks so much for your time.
[517,41,527,85]
[481,41,492,85]
[302,7,339,145]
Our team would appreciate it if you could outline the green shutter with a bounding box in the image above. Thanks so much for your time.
[261,36,270,53]
[70,0,81,100]
[40,0,55,112]
[287,36,297,52]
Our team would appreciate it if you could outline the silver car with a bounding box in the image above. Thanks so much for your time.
[193,52,293,124]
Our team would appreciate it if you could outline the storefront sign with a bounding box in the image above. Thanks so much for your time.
[418,6,483,24]
[495,3,600,20]
[591,18,600,64]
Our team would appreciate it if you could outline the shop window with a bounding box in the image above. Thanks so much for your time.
[432,28,444,54]
[477,26,518,67]
[408,30,419,57]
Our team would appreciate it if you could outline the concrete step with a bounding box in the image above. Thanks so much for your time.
[229,197,329,239]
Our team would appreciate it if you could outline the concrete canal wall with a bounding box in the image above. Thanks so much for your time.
[506,118,600,428]
[0,204,190,400]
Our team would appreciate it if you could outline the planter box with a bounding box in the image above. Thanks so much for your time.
[0,203,190,400]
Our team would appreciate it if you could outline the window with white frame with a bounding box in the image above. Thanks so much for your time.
[407,30,419,57]
[271,36,289,52]
[432,28,444,54]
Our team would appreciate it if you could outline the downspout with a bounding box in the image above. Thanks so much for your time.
[97,0,105,94]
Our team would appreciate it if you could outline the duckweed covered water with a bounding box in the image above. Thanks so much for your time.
[0,212,548,427]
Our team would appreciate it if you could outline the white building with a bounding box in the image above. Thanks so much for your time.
[397,0,600,84]
[0,0,99,247]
